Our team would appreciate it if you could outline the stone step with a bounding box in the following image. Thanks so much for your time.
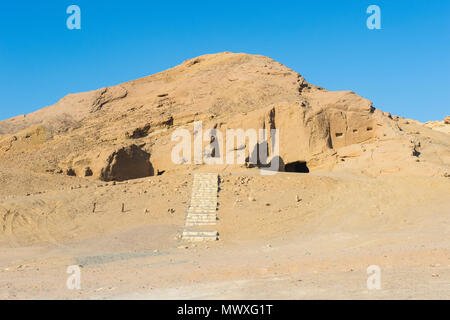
[188,209,217,213]
[188,207,216,210]
[190,206,217,209]
[187,220,217,224]
[187,213,217,216]
[192,191,217,194]
[193,182,217,184]
[182,235,218,241]
[186,216,217,220]
[187,213,217,218]
[186,221,217,226]
[186,218,217,223]
[192,192,217,194]
[188,206,217,209]
[191,196,217,198]
[190,205,217,207]
[192,195,216,199]
[191,193,217,195]
[193,187,216,188]
[191,195,217,200]
[194,177,217,179]
[187,212,217,215]
[185,223,217,227]
[190,202,216,204]
[192,191,217,193]
[190,205,216,207]
[191,199,217,206]
[190,201,217,204]
[192,186,217,188]
[191,192,217,194]
[193,183,217,185]
[191,197,217,199]
[192,193,216,195]
[186,217,217,221]
[182,173,220,241]
[193,181,217,183]
[183,231,218,237]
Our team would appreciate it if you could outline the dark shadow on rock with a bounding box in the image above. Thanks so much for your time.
[101,145,154,181]
[284,161,309,173]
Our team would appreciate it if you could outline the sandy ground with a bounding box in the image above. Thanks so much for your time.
[0,171,448,299]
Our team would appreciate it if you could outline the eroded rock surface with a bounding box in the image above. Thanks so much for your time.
[0,52,448,180]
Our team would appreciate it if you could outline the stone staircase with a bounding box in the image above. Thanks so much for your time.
[182,173,219,241]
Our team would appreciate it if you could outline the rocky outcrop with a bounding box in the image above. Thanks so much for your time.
[90,86,128,113]
[125,123,151,139]
[58,144,154,181]
[0,52,448,179]
[424,116,450,134]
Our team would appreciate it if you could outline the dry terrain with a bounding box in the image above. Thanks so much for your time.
[0,52,448,299]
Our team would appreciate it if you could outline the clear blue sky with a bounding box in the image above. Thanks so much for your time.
[0,0,448,122]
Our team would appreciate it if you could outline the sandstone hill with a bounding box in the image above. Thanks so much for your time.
[0,52,449,186]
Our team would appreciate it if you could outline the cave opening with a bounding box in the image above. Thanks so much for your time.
[284,161,310,173]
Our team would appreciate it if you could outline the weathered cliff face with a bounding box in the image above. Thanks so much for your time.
[0,52,448,181]
[56,144,154,181]
[424,116,450,134]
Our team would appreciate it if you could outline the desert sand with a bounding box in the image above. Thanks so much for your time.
[0,52,448,299]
